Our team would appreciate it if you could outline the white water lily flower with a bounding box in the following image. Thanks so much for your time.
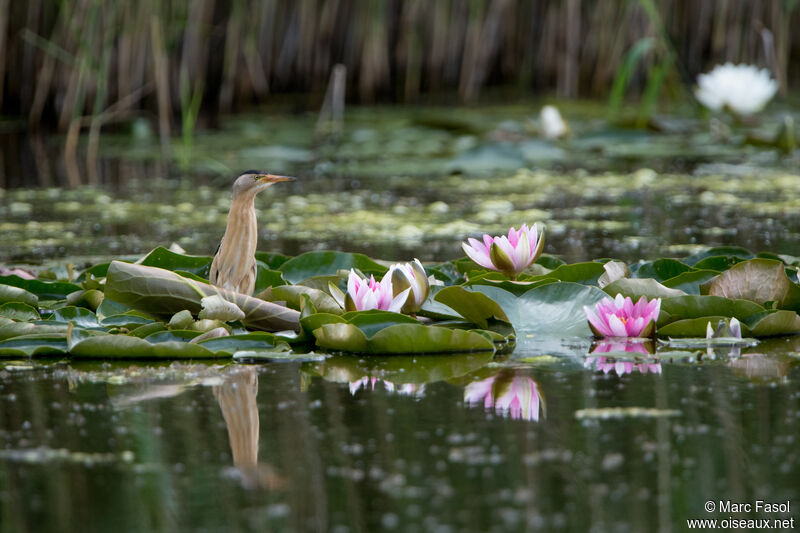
[386,258,429,314]
[199,294,246,322]
[695,63,777,116]
[540,105,568,139]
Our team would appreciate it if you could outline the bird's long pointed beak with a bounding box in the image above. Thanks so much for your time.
[258,174,295,183]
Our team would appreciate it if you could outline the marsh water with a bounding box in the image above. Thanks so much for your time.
[1,102,800,532]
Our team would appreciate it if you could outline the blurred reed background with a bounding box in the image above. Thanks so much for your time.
[3,0,799,135]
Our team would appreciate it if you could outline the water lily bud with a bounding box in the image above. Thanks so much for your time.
[386,259,429,314]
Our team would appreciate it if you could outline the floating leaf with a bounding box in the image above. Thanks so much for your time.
[253,265,288,293]
[137,247,212,276]
[312,323,370,353]
[659,295,764,326]
[533,261,606,285]
[100,312,156,329]
[0,321,67,341]
[368,324,494,354]
[684,246,753,266]
[661,270,719,294]
[701,259,800,310]
[603,278,686,300]
[0,334,68,357]
[195,332,282,355]
[0,276,81,300]
[0,285,38,307]
[632,259,691,281]
[598,261,630,288]
[104,261,299,331]
[66,289,104,310]
[746,310,800,337]
[254,251,292,270]
[0,303,40,322]
[258,285,343,315]
[70,335,219,359]
[473,282,607,338]
[340,310,420,338]
[199,295,246,322]
[658,316,739,338]
[279,251,387,284]
[49,307,101,329]
[144,330,202,343]
[434,286,509,329]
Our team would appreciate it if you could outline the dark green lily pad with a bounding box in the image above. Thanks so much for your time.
[340,310,420,338]
[684,246,753,266]
[746,310,800,337]
[254,251,292,270]
[0,276,81,300]
[367,324,494,354]
[0,321,68,341]
[100,312,156,329]
[144,330,203,343]
[138,247,212,276]
[279,251,387,284]
[632,259,691,281]
[693,255,744,272]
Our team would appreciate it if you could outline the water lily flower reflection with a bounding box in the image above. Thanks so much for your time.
[345,270,410,313]
[464,373,543,422]
[584,294,661,338]
[586,341,660,376]
[387,259,429,314]
[695,63,777,116]
[462,224,544,279]
[349,376,425,397]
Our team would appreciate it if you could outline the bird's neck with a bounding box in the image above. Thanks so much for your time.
[222,193,259,258]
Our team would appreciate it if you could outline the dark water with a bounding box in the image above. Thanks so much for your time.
[1,348,797,533]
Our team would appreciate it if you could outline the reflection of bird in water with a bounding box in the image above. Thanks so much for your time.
[213,367,284,490]
[209,171,294,295]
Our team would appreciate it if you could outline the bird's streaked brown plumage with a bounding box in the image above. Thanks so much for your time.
[209,171,294,295]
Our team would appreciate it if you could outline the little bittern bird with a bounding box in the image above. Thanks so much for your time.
[209,170,294,295]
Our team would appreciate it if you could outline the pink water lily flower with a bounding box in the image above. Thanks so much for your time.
[584,294,661,338]
[462,224,544,279]
[464,373,543,422]
[345,270,410,313]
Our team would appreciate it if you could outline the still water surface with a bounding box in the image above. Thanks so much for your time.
[1,102,799,531]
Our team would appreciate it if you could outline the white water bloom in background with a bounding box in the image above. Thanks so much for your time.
[540,105,568,139]
[695,63,777,116]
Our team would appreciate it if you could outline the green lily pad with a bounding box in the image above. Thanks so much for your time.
[254,251,292,270]
[473,282,607,338]
[434,286,509,329]
[684,246,753,266]
[746,310,800,337]
[253,265,288,293]
[313,323,370,353]
[633,259,691,281]
[144,330,202,343]
[258,285,342,315]
[0,276,81,300]
[661,270,720,294]
[100,311,155,329]
[0,334,68,357]
[195,332,282,355]
[533,261,606,285]
[0,321,68,341]
[104,261,299,331]
[658,316,739,338]
[603,278,687,300]
[138,247,212,276]
[279,251,387,284]
[300,312,346,336]
[0,303,40,322]
[340,310,420,338]
[49,307,101,329]
[659,295,764,326]
[0,284,38,307]
[129,322,167,338]
[368,324,494,354]
[70,335,219,359]
[692,255,744,272]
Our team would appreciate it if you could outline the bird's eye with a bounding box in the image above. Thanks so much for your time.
[252,175,260,181]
